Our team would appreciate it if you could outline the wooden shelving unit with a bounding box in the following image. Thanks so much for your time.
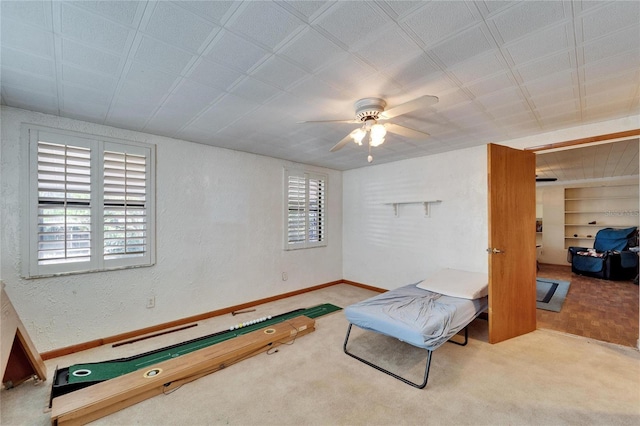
[564,185,639,249]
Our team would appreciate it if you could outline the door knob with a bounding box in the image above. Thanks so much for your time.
[486,248,504,254]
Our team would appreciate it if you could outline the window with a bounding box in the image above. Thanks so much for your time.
[284,169,327,249]
[22,125,155,277]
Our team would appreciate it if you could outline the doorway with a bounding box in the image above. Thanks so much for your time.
[531,135,640,347]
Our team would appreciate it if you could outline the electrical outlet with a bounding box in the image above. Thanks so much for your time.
[282,272,288,281]
[146,297,155,309]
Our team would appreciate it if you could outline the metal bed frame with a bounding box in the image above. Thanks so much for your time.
[343,324,469,389]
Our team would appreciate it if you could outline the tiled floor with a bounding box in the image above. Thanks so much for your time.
[537,263,639,347]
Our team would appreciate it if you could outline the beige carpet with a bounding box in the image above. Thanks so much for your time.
[1,284,639,425]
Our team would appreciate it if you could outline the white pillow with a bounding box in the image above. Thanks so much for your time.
[416,268,488,299]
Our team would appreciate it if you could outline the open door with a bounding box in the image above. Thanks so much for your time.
[487,144,537,343]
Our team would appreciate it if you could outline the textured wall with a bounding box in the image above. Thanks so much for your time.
[0,107,342,352]
[342,145,488,289]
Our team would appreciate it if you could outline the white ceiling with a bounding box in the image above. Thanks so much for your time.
[535,137,639,182]
[1,1,639,171]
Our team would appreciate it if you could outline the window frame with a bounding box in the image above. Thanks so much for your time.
[21,124,156,278]
[284,168,327,250]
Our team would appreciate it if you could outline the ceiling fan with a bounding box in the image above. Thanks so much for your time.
[536,175,558,182]
[299,95,438,163]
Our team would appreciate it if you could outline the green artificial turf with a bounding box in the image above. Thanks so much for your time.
[67,303,341,383]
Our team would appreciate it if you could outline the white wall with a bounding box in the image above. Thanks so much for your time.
[537,185,566,264]
[0,107,342,352]
[342,145,488,289]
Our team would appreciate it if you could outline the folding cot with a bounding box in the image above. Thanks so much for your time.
[343,269,488,388]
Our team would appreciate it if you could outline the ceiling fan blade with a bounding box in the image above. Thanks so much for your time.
[384,123,430,139]
[330,133,353,152]
[379,95,439,119]
[297,119,357,124]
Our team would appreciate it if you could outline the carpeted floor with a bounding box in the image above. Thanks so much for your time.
[1,283,639,425]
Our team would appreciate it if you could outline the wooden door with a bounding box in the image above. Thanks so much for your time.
[487,143,537,343]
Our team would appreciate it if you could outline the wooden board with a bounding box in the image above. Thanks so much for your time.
[1,284,47,387]
[51,316,315,425]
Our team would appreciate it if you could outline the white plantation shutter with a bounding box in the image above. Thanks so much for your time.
[37,141,92,265]
[24,126,155,277]
[307,176,325,244]
[287,174,307,245]
[285,169,327,249]
[103,148,147,261]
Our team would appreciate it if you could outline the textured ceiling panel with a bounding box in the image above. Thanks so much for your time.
[467,72,516,98]
[580,1,640,41]
[230,76,281,104]
[582,25,640,63]
[0,0,51,28]
[62,83,110,105]
[59,3,131,53]
[504,23,571,65]
[227,1,304,49]
[490,0,568,43]
[383,54,441,88]
[143,1,219,52]
[71,0,142,26]
[515,52,573,82]
[353,26,423,70]
[1,68,54,95]
[176,0,239,25]
[1,19,53,56]
[402,0,478,47]
[583,51,640,81]
[250,55,308,90]
[536,139,640,182]
[279,28,345,72]
[281,0,330,20]
[315,2,388,48]
[314,54,377,93]
[134,36,195,74]
[449,51,506,84]
[3,86,58,113]
[430,25,495,67]
[1,0,638,173]
[61,39,122,75]
[376,0,425,19]
[203,30,269,72]
[60,67,115,98]
[61,98,109,122]
[187,58,244,90]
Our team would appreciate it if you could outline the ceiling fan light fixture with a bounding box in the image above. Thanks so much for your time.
[369,123,386,146]
[350,127,366,145]
[370,136,385,147]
